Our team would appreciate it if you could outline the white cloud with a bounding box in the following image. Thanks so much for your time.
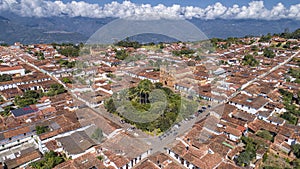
[204,3,227,19]
[288,4,300,19]
[0,0,299,20]
[270,3,287,19]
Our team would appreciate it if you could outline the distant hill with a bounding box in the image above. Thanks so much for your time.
[0,12,300,44]
[190,18,300,39]
[128,33,179,44]
[0,16,87,44]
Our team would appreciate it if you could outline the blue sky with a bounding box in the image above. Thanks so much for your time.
[59,0,298,9]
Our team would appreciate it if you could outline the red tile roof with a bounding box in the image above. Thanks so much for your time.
[0,65,24,72]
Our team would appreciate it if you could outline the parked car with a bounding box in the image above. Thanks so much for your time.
[173,124,180,129]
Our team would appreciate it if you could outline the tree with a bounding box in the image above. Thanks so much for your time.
[1,106,13,117]
[159,42,164,49]
[115,38,142,49]
[263,48,275,58]
[62,77,72,84]
[237,136,260,167]
[154,82,163,89]
[259,33,272,42]
[104,98,116,113]
[288,68,300,84]
[242,54,259,67]
[58,46,79,57]
[46,84,66,96]
[292,144,300,158]
[280,112,298,125]
[30,150,65,169]
[58,59,76,68]
[256,130,273,142]
[106,73,116,78]
[0,74,12,82]
[292,159,300,169]
[24,90,41,99]
[262,153,268,162]
[172,48,195,56]
[34,51,44,60]
[14,90,41,108]
[38,55,45,60]
[97,155,104,162]
[283,41,291,49]
[0,43,8,46]
[276,42,282,47]
[104,80,183,133]
[115,49,129,60]
[36,126,49,135]
[136,80,154,104]
[237,151,251,166]
[251,45,258,51]
[280,28,300,39]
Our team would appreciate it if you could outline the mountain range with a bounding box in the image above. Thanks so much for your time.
[1,12,300,44]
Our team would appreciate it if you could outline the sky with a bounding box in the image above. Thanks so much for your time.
[0,0,300,20]
[62,0,299,9]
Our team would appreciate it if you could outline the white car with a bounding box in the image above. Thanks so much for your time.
[173,124,179,129]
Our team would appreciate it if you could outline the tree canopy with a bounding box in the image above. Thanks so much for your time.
[0,74,12,82]
[237,136,268,167]
[104,80,197,133]
[172,48,195,57]
[259,33,272,42]
[36,126,49,135]
[62,77,72,84]
[58,59,76,68]
[279,89,299,124]
[58,45,80,57]
[256,130,274,142]
[30,151,65,169]
[263,48,275,58]
[15,90,41,108]
[242,54,259,67]
[45,84,66,96]
[115,38,142,49]
[292,144,300,158]
[115,49,129,60]
[280,28,300,39]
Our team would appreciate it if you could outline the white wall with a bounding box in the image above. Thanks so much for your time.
[0,69,25,76]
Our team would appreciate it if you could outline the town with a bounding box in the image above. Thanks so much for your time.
[0,29,299,169]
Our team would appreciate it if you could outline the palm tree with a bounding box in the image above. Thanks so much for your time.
[136,80,153,104]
